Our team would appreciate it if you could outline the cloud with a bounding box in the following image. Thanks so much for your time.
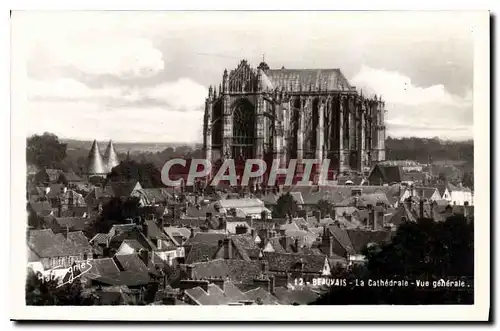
[30,38,164,80]
[27,77,208,111]
[350,65,473,140]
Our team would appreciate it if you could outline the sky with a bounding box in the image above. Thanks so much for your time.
[14,11,475,143]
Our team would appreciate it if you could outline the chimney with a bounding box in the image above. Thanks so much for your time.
[430,201,435,220]
[369,205,375,229]
[190,228,195,238]
[419,199,425,219]
[186,265,194,279]
[245,215,253,229]
[261,260,269,273]
[210,277,225,292]
[270,275,276,294]
[218,216,225,231]
[261,210,268,220]
[313,210,322,222]
[64,225,69,239]
[223,238,232,259]
[142,221,149,237]
[406,197,412,211]
[139,249,150,266]
[253,277,271,293]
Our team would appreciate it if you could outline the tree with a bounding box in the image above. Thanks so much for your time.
[25,269,92,305]
[27,133,68,169]
[107,160,163,188]
[316,199,334,217]
[272,193,298,218]
[312,215,474,305]
[88,196,141,234]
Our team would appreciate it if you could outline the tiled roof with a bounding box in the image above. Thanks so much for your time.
[63,171,83,182]
[218,198,265,209]
[121,239,145,251]
[185,287,208,305]
[144,220,168,240]
[263,252,328,274]
[223,281,250,302]
[226,220,251,234]
[414,187,439,199]
[345,229,392,254]
[27,229,79,258]
[244,287,279,305]
[113,253,155,276]
[259,193,278,205]
[164,227,191,240]
[189,259,262,284]
[370,165,403,183]
[29,201,52,215]
[133,188,172,205]
[47,184,66,199]
[185,243,219,264]
[327,225,356,255]
[263,68,353,92]
[341,193,391,207]
[266,237,286,253]
[89,233,108,245]
[185,232,227,246]
[66,231,92,252]
[289,192,304,205]
[87,258,121,278]
[107,181,141,198]
[273,286,320,305]
[54,217,91,231]
[44,169,64,182]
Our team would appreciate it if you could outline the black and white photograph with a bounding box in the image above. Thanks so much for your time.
[9,9,490,321]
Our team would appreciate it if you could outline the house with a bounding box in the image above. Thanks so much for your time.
[179,258,264,288]
[34,169,64,185]
[104,180,143,198]
[368,164,429,186]
[62,171,84,184]
[213,236,262,261]
[412,187,442,201]
[319,224,392,264]
[262,252,333,283]
[368,164,404,185]
[131,188,172,207]
[48,216,93,233]
[216,198,272,219]
[27,229,92,270]
[183,281,255,305]
[445,183,474,206]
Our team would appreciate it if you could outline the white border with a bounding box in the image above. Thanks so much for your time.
[9,9,490,322]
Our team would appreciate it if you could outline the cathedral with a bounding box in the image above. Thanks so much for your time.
[203,60,386,178]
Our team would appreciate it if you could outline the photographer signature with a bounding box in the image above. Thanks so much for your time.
[38,260,93,288]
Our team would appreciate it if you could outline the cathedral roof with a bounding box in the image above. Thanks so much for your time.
[104,140,120,172]
[86,140,106,175]
[262,68,354,92]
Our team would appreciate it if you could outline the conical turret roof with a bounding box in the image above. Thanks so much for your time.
[103,140,120,172]
[86,140,106,175]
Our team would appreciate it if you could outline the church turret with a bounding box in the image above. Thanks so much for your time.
[222,69,229,93]
[104,140,120,173]
[86,140,106,177]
